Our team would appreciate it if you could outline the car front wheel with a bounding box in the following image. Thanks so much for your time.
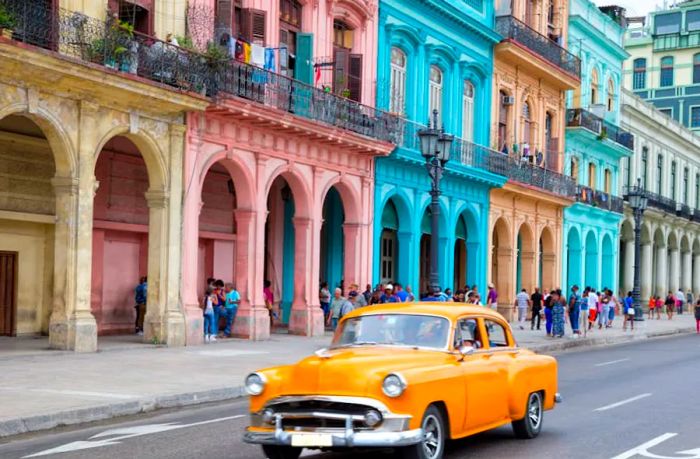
[512,391,543,439]
[397,405,446,459]
[261,445,302,459]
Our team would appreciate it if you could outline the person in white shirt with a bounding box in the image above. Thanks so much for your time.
[513,289,531,330]
[587,289,599,332]
[677,288,686,314]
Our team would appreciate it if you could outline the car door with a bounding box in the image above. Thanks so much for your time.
[481,318,517,421]
[459,317,510,432]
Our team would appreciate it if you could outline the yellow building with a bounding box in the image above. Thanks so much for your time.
[0,0,206,350]
[489,1,578,315]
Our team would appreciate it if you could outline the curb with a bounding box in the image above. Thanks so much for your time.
[0,385,246,438]
[0,327,695,439]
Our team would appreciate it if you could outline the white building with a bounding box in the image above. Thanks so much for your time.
[619,88,700,302]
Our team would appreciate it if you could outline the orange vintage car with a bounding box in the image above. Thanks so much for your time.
[243,303,560,459]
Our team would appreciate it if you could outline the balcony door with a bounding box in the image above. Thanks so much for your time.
[333,20,362,102]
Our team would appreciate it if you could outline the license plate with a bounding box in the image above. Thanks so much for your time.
[291,433,333,447]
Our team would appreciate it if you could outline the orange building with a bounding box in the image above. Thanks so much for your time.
[489,1,579,316]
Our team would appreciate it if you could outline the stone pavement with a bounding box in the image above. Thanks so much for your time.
[0,314,695,439]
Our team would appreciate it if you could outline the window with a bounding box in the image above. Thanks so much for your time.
[588,162,596,189]
[696,173,700,209]
[607,79,615,112]
[590,69,598,104]
[633,58,646,90]
[429,65,443,126]
[688,10,700,32]
[545,112,553,153]
[462,81,475,142]
[655,12,681,34]
[117,0,152,35]
[571,157,579,182]
[525,0,536,29]
[694,54,700,84]
[454,318,484,349]
[660,56,674,87]
[279,0,301,78]
[380,229,397,284]
[332,21,362,102]
[671,161,677,200]
[523,101,532,146]
[692,107,700,128]
[684,167,689,204]
[484,320,510,348]
[604,168,612,194]
[498,90,510,151]
[659,108,673,119]
[389,47,407,114]
[641,146,648,190]
[657,154,663,194]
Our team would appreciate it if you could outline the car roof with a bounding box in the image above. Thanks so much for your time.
[344,302,506,322]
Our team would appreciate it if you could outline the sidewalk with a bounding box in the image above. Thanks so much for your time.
[0,314,695,439]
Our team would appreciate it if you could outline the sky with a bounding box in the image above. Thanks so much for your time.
[593,0,668,17]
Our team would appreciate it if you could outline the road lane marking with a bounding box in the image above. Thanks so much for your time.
[24,415,246,457]
[594,393,652,412]
[595,358,630,367]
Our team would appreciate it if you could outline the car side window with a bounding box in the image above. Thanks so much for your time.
[484,320,509,347]
[453,317,483,349]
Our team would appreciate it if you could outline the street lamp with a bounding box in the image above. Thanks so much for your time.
[627,178,648,321]
[417,109,454,295]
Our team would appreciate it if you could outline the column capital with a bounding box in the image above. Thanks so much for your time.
[145,190,170,209]
[51,176,79,196]
[234,208,256,223]
[170,123,187,138]
[292,216,312,229]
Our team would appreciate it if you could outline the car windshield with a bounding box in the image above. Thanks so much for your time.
[331,314,450,350]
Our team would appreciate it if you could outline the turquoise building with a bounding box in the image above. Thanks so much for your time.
[373,0,505,295]
[562,1,633,293]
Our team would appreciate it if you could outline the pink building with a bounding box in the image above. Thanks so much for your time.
[181,0,398,344]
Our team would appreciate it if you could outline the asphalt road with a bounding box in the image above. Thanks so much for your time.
[1,334,699,459]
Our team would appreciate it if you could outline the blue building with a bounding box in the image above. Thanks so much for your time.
[373,0,505,295]
[562,0,633,293]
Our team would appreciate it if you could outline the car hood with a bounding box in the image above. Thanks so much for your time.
[278,346,452,396]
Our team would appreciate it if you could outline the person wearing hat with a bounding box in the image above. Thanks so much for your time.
[487,283,498,310]
[379,284,400,303]
[422,285,446,302]
[348,283,367,307]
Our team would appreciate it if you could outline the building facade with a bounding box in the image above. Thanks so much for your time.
[373,0,506,296]
[489,0,578,315]
[623,2,700,132]
[181,0,398,343]
[0,0,208,349]
[620,88,700,303]
[562,0,632,294]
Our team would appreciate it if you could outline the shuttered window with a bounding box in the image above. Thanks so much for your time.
[462,80,474,142]
[389,47,406,114]
[428,65,443,126]
[241,8,266,45]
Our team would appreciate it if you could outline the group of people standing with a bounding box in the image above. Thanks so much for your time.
[201,278,241,342]
[647,288,693,320]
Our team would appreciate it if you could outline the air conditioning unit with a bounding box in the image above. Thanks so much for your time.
[502,96,515,105]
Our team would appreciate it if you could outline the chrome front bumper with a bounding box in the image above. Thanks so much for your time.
[244,395,422,448]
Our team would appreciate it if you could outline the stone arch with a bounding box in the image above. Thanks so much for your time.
[263,164,313,220]
[566,226,582,291]
[516,221,536,292]
[452,204,480,290]
[197,150,255,209]
[601,233,615,290]
[539,225,556,290]
[318,175,361,225]
[0,104,76,178]
[584,230,599,289]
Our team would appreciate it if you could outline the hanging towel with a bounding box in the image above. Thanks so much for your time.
[228,35,236,58]
[234,40,245,61]
[251,44,265,67]
[243,42,251,64]
[264,48,276,71]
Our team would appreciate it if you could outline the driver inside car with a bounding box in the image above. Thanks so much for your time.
[456,319,482,349]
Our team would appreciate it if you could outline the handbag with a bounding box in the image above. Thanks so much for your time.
[627,307,635,316]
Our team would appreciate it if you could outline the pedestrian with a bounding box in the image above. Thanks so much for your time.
[623,291,635,331]
[608,289,618,326]
[223,282,240,337]
[348,283,367,307]
[552,289,567,338]
[655,295,663,320]
[444,288,453,301]
[531,287,543,330]
[263,280,275,327]
[422,286,446,302]
[648,295,656,320]
[676,288,685,314]
[202,289,216,342]
[686,290,694,311]
[544,291,554,336]
[568,285,580,335]
[395,283,408,302]
[598,289,610,329]
[211,280,225,337]
[588,288,598,330]
[319,282,331,321]
[665,291,675,320]
[328,288,346,330]
[134,276,147,336]
[579,287,590,337]
[513,288,530,330]
[379,284,400,303]
[486,283,498,310]
[694,299,700,333]
[405,285,416,302]
[363,284,373,304]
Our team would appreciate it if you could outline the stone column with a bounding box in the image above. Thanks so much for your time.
[289,217,324,336]
[656,245,668,296]
[520,250,536,293]
[641,242,652,301]
[682,251,692,292]
[143,190,171,345]
[669,248,680,293]
[495,247,514,320]
[343,222,361,287]
[694,253,700,297]
[623,239,635,294]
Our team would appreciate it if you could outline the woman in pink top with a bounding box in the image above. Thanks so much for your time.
[263,280,275,327]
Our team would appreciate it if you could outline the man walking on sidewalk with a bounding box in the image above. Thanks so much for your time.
[568,285,581,335]
[514,289,531,330]
[531,288,543,330]
[676,288,685,314]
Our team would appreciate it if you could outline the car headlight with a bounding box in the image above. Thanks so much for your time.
[382,373,407,398]
[245,372,267,396]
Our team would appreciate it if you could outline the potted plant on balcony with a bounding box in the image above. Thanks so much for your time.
[0,4,16,39]
[597,126,608,141]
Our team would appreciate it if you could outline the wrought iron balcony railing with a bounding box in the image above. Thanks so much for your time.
[505,155,577,197]
[575,185,624,213]
[623,187,697,219]
[495,15,581,78]
[566,108,634,150]
[0,0,402,143]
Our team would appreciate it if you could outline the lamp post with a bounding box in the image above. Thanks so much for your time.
[627,178,648,321]
[417,110,454,295]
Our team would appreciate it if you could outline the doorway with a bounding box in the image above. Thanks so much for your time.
[0,252,18,336]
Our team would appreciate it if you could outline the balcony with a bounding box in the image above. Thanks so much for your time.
[566,108,634,152]
[0,0,401,143]
[575,185,624,213]
[495,15,581,88]
[623,187,697,220]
